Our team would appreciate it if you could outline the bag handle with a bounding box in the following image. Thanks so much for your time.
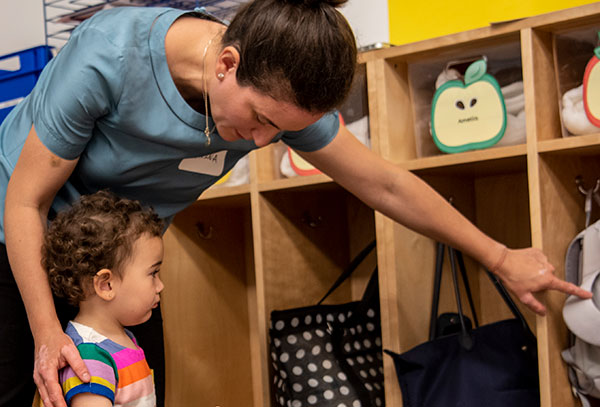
[455,249,479,328]
[448,246,475,349]
[429,243,479,340]
[435,243,536,350]
[353,267,380,318]
[484,269,534,339]
[317,240,376,305]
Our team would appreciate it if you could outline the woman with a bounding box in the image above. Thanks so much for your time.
[0,0,590,406]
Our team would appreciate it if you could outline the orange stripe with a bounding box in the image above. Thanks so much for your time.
[117,359,152,388]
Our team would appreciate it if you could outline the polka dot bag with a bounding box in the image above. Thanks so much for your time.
[269,241,385,407]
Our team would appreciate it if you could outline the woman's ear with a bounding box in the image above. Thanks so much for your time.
[93,269,116,301]
[216,46,240,77]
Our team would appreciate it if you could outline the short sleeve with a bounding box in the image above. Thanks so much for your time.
[30,23,125,160]
[281,111,340,152]
[60,343,119,405]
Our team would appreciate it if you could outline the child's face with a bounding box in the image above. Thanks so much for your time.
[111,233,164,326]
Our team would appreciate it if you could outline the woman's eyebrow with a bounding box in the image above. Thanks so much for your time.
[258,112,281,130]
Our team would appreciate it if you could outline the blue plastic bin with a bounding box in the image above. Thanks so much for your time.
[0,46,53,125]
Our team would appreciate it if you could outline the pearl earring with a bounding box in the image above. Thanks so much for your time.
[217,73,224,79]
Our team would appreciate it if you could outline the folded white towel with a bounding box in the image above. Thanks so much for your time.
[502,81,525,116]
[562,85,600,135]
[496,110,526,147]
[435,69,461,89]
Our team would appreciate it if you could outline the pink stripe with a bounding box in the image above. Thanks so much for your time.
[114,374,154,403]
[59,366,76,383]
[112,348,145,370]
[60,359,116,385]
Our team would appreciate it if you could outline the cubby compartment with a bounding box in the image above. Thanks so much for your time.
[552,23,600,138]
[378,166,534,406]
[534,150,600,406]
[537,150,600,282]
[379,32,525,162]
[255,184,377,402]
[258,184,376,314]
[161,195,257,407]
[526,12,600,143]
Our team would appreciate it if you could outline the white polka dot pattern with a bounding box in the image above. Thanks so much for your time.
[269,293,384,406]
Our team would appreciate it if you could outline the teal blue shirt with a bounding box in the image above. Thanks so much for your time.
[0,7,339,242]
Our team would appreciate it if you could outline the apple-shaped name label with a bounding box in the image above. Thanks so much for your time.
[431,59,507,153]
[583,32,600,127]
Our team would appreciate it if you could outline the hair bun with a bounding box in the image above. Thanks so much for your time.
[282,0,348,8]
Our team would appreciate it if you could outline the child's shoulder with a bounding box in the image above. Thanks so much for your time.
[60,322,120,405]
[65,321,120,369]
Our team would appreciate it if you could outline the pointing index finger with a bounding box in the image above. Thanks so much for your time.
[549,277,593,299]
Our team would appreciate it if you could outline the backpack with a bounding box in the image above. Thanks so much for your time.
[562,218,600,406]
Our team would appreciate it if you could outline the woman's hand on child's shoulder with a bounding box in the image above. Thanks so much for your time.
[34,330,90,407]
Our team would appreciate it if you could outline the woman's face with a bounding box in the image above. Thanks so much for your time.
[208,62,324,147]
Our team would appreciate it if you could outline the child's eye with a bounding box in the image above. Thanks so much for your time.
[151,269,160,277]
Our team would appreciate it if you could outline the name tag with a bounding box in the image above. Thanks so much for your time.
[178,151,227,176]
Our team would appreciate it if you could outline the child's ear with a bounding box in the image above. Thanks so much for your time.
[93,269,116,301]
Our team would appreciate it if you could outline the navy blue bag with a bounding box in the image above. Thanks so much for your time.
[385,244,540,407]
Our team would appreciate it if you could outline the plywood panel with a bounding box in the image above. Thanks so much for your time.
[161,201,255,406]
[259,187,375,312]
[474,172,534,326]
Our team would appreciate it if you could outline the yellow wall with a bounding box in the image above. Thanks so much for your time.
[389,0,599,45]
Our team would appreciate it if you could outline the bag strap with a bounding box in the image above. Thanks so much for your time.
[317,240,376,305]
[455,249,479,328]
[484,269,534,338]
[428,242,479,340]
[433,242,536,349]
[448,246,475,349]
[429,242,445,340]
[353,267,380,318]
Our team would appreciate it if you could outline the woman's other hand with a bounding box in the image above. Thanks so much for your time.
[33,330,89,407]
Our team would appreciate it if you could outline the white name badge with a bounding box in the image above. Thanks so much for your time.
[178,151,227,176]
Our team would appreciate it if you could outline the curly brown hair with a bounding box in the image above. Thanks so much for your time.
[42,190,164,306]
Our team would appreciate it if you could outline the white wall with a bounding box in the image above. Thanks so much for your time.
[0,0,45,56]
[341,0,389,48]
[0,0,389,56]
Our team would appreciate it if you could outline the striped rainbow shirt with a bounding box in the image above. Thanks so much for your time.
[60,321,156,406]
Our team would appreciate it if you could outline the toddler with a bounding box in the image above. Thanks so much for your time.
[42,190,164,407]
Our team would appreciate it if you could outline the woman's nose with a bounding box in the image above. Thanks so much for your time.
[251,128,278,147]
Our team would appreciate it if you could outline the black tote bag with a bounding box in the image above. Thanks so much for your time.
[269,240,385,407]
[385,243,540,407]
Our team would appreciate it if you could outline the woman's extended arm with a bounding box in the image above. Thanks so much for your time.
[4,126,89,407]
[299,126,592,315]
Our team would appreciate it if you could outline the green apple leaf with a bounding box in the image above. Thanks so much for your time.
[464,59,487,85]
[596,32,600,59]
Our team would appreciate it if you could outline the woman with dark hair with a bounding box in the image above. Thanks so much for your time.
[0,0,590,406]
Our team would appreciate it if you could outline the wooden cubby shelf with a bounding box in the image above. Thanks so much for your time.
[198,183,251,200]
[159,3,600,406]
[257,174,334,193]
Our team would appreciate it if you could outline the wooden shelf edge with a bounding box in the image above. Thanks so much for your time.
[198,183,251,200]
[257,174,334,192]
[398,144,527,171]
[538,133,600,154]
